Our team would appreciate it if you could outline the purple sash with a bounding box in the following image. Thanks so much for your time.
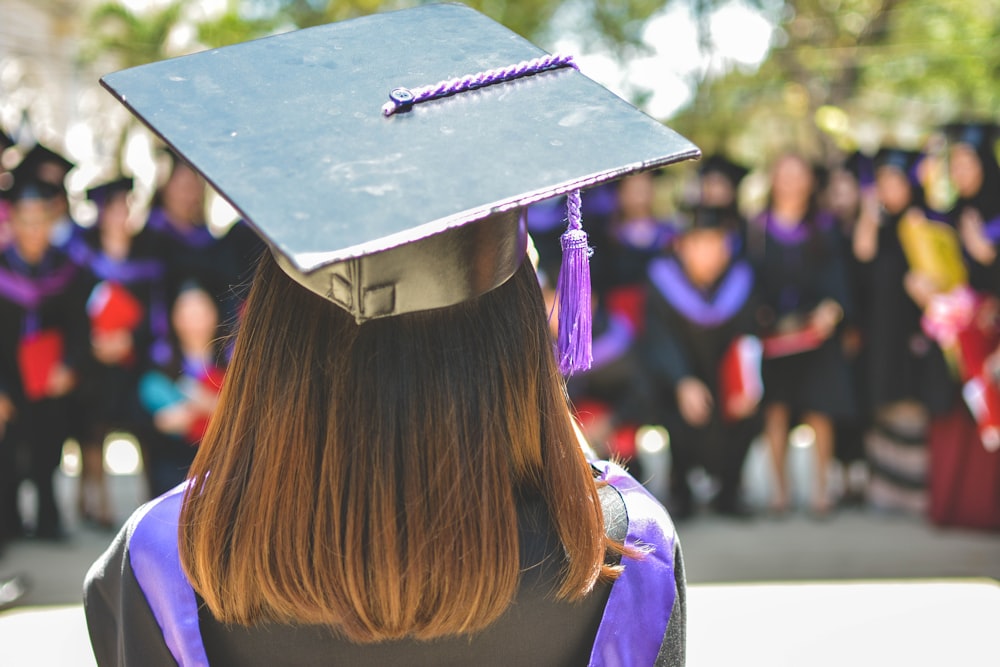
[590,460,677,667]
[146,208,217,249]
[984,215,1000,243]
[128,483,210,667]
[128,463,676,667]
[649,256,753,327]
[591,312,635,369]
[91,253,165,284]
[754,210,835,246]
[0,254,79,310]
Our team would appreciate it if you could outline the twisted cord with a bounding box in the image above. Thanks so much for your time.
[382,53,577,116]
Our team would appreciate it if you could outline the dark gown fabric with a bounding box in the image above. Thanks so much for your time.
[642,256,762,512]
[84,462,685,667]
[861,211,952,414]
[747,212,856,419]
[0,246,91,539]
[75,226,170,441]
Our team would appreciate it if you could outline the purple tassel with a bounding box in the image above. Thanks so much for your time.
[556,190,593,375]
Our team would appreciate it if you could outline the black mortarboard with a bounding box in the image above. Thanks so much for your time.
[2,157,63,203]
[19,143,75,182]
[675,205,741,234]
[87,176,134,208]
[874,147,923,183]
[698,154,749,186]
[942,121,1000,153]
[0,130,12,152]
[100,4,698,328]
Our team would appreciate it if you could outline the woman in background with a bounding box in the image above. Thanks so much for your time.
[750,152,855,517]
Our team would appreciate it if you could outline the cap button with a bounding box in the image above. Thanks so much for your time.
[385,87,415,115]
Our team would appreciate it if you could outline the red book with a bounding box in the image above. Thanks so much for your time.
[87,281,145,333]
[719,335,764,422]
[761,322,827,358]
[962,374,1000,453]
[17,329,64,401]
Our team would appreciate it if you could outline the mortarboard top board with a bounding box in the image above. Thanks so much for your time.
[874,147,923,182]
[2,160,62,203]
[698,154,749,186]
[19,143,75,185]
[99,3,699,323]
[942,121,1000,153]
[87,176,134,208]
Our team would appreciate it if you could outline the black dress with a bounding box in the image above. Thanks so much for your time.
[861,211,952,414]
[748,211,856,419]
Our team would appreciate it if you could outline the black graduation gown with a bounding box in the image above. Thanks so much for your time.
[0,246,91,537]
[861,211,952,414]
[84,462,685,667]
[747,212,856,419]
[76,227,170,439]
[949,188,1000,297]
[643,256,762,508]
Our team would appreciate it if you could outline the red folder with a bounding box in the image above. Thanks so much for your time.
[17,329,64,401]
[87,281,145,333]
[761,322,827,358]
[719,335,764,421]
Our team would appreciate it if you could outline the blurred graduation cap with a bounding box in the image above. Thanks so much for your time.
[86,176,134,209]
[1,159,62,203]
[99,3,698,368]
[17,143,75,192]
[942,121,1000,153]
[698,154,749,186]
[874,147,923,183]
[673,205,742,234]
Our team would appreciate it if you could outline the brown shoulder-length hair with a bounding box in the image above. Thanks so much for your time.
[179,250,619,642]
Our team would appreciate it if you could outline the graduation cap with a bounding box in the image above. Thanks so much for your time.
[674,205,741,234]
[0,130,12,152]
[698,154,749,186]
[86,176,134,209]
[1,160,62,203]
[99,3,699,373]
[874,147,923,184]
[942,121,1000,153]
[18,143,75,189]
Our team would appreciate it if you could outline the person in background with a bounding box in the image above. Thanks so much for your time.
[0,130,15,247]
[749,152,855,518]
[943,122,1000,295]
[600,171,674,333]
[146,152,263,337]
[644,205,761,519]
[75,176,168,526]
[852,148,950,513]
[824,151,872,505]
[0,168,89,541]
[138,282,226,497]
[697,154,748,212]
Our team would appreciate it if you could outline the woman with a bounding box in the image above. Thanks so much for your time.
[852,148,950,513]
[76,177,168,526]
[84,5,693,665]
[749,152,855,517]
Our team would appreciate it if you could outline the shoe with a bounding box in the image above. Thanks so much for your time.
[0,574,29,610]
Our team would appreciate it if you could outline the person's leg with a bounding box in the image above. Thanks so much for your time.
[764,402,790,513]
[27,400,69,539]
[804,410,835,516]
[713,415,760,517]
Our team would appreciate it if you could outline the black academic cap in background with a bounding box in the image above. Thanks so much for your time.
[942,121,1000,153]
[698,154,749,186]
[674,204,741,234]
[874,147,923,183]
[1,165,62,203]
[86,176,134,208]
[100,3,699,323]
[17,143,75,192]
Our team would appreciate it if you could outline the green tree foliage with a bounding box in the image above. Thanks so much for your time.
[674,0,1000,166]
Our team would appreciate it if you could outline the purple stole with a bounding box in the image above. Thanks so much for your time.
[649,256,754,328]
[0,248,79,333]
[591,312,635,369]
[128,462,677,667]
[146,208,217,249]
